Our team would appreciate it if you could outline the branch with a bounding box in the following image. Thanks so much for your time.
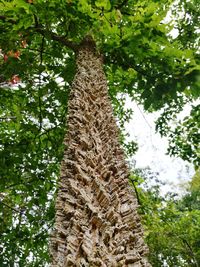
[35,27,78,51]
[130,179,141,206]
[0,15,78,51]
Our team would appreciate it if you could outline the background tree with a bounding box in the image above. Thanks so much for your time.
[0,0,199,266]
[132,167,200,266]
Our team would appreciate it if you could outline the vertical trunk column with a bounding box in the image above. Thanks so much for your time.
[50,37,151,267]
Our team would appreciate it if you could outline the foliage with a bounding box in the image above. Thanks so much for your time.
[155,0,200,167]
[0,0,199,265]
[156,103,200,168]
[131,168,200,266]
[167,104,200,168]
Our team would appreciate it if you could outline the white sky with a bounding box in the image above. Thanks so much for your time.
[125,98,195,195]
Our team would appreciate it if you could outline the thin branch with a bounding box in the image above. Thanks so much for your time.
[181,238,199,267]
[38,36,44,133]
[4,182,24,189]
[136,104,152,129]
[120,10,134,16]
[130,179,141,206]
[4,176,56,190]
[26,48,52,56]
[1,201,22,214]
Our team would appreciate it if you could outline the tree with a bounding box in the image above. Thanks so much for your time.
[50,37,150,266]
[0,0,199,266]
[132,168,200,267]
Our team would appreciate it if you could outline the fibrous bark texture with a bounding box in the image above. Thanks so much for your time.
[50,39,151,267]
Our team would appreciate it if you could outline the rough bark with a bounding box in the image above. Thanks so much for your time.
[50,38,151,267]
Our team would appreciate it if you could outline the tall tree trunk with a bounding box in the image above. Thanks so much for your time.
[50,38,151,267]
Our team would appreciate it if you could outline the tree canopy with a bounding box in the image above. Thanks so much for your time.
[0,0,199,266]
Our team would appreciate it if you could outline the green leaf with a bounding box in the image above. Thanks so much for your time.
[95,0,111,10]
